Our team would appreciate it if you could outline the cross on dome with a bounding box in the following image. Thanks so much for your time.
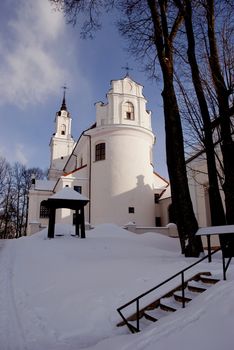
[121,63,133,77]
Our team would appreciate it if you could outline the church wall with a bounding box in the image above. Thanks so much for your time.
[65,135,90,174]
[89,126,156,226]
[27,189,52,235]
[49,138,74,172]
[187,157,213,227]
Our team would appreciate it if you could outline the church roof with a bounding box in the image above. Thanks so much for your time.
[35,180,56,191]
[60,86,68,111]
[110,74,143,88]
[60,94,67,111]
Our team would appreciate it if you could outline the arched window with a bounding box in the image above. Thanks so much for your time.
[123,101,134,120]
[40,203,50,218]
[95,143,105,161]
[60,124,66,135]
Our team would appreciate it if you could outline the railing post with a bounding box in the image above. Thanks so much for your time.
[136,299,140,332]
[207,235,211,262]
[181,271,185,308]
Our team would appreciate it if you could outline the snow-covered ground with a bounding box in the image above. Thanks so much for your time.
[0,224,233,350]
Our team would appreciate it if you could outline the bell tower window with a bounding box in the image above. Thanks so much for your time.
[124,102,134,120]
[61,124,66,135]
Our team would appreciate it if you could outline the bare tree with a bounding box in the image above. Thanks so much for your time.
[0,157,9,237]
[173,0,226,226]
[204,0,234,224]
[12,165,46,238]
[0,158,46,239]
[1,165,15,239]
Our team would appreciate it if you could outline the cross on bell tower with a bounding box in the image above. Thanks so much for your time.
[121,63,133,77]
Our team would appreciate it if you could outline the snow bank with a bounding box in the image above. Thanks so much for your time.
[0,224,233,350]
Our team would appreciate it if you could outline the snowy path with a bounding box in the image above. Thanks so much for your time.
[0,240,29,350]
[0,240,72,350]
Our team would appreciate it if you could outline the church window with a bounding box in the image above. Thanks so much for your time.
[154,193,160,203]
[61,124,66,135]
[124,102,134,120]
[95,143,105,161]
[128,207,135,213]
[74,186,82,194]
[80,157,83,167]
[40,203,50,218]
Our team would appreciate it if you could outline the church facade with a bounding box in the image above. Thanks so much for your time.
[27,76,171,235]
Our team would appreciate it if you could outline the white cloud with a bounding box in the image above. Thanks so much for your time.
[0,0,71,108]
[15,143,28,165]
[0,143,28,165]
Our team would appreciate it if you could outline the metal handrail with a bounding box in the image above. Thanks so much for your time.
[117,248,221,333]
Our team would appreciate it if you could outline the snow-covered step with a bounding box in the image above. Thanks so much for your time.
[173,289,193,303]
[159,297,181,311]
[127,316,155,332]
[187,280,210,292]
[144,307,170,321]
[199,274,220,284]
[174,288,201,301]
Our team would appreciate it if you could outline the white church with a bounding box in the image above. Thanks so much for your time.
[27,75,174,235]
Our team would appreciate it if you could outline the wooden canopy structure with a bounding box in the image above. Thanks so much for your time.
[196,225,234,280]
[42,187,89,239]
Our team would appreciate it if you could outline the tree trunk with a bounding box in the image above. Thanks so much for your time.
[183,0,226,226]
[162,78,203,256]
[147,0,203,256]
[206,0,234,224]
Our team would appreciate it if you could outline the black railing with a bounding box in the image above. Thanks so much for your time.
[117,248,221,333]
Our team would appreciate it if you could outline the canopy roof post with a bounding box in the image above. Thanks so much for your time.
[80,207,85,239]
[48,208,56,239]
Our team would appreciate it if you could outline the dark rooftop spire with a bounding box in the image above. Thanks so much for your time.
[60,85,67,111]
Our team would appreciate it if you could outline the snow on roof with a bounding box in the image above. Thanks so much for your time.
[196,224,234,236]
[50,186,89,201]
[35,180,56,191]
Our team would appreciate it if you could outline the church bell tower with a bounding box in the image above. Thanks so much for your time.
[48,89,75,180]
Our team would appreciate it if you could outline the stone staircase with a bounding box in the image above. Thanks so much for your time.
[117,272,220,333]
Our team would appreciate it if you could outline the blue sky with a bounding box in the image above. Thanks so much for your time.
[0,0,168,178]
